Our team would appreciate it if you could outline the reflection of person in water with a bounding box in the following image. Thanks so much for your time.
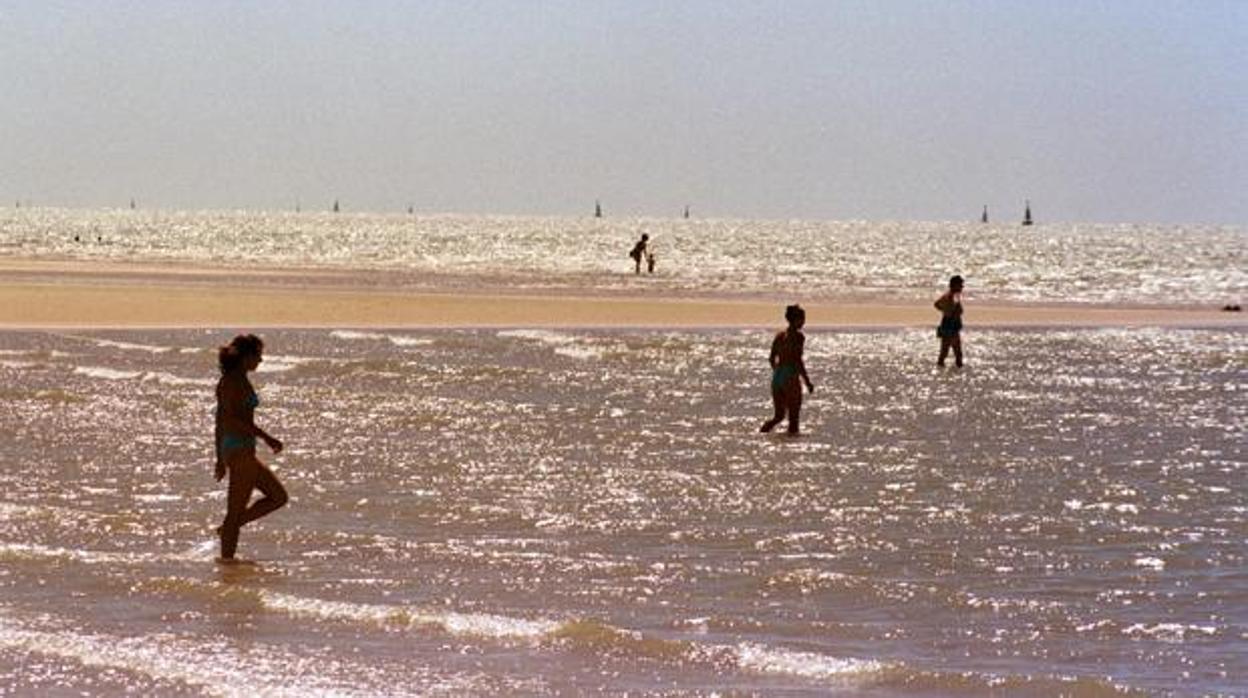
[934,275,965,368]
[214,334,287,561]
[760,304,815,435]
[629,234,649,274]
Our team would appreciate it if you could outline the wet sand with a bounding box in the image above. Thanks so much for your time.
[1,258,1243,329]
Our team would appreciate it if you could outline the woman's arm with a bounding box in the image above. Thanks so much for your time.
[220,379,283,453]
[213,393,225,480]
[768,334,781,368]
[796,334,814,392]
[214,392,223,460]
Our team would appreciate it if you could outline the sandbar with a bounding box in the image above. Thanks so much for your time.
[0,259,1242,330]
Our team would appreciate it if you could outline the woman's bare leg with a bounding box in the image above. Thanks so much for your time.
[219,453,257,560]
[786,389,802,435]
[938,336,952,366]
[240,462,287,526]
[951,335,963,367]
[760,391,786,432]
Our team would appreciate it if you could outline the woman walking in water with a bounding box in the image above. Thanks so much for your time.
[214,334,287,561]
[934,275,965,367]
[760,304,815,435]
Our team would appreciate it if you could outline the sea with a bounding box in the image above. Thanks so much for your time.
[0,209,1245,696]
[1,208,1244,305]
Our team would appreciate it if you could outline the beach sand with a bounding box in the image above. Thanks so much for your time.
[1,258,1243,329]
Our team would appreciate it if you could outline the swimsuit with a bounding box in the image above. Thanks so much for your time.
[771,364,798,392]
[219,433,256,452]
[219,393,259,453]
[770,330,804,393]
[937,316,962,338]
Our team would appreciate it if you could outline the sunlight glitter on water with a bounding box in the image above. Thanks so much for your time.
[3,208,1245,304]
[0,326,1243,694]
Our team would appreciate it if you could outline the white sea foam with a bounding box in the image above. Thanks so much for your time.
[0,540,224,566]
[387,335,433,347]
[0,609,389,697]
[259,591,879,683]
[142,371,215,387]
[133,493,182,503]
[257,354,316,373]
[733,642,885,681]
[90,338,173,354]
[497,329,606,360]
[553,345,605,360]
[0,541,157,565]
[1122,623,1217,642]
[497,329,575,344]
[0,360,37,369]
[259,591,559,640]
[60,364,210,386]
[331,330,389,342]
[74,365,142,381]
[331,330,434,347]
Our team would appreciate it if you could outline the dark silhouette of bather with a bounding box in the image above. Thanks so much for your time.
[934,275,965,368]
[214,334,287,561]
[760,304,814,435]
[630,234,649,274]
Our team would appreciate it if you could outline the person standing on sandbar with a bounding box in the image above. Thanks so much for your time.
[934,275,965,368]
[760,304,815,435]
[629,233,649,274]
[214,334,287,561]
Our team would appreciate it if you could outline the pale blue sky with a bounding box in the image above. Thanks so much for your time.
[2,1,1244,223]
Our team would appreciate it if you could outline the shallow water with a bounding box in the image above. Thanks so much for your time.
[0,327,1243,695]
[2,208,1245,305]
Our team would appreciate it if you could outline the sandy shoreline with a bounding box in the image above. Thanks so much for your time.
[1,258,1244,329]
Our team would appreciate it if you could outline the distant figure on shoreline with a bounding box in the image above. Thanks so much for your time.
[934,275,965,368]
[214,334,287,561]
[629,234,649,274]
[760,304,815,435]
[646,249,656,274]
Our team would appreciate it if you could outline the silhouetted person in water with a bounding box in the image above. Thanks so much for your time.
[629,234,649,274]
[214,334,287,561]
[646,250,656,274]
[934,275,965,367]
[761,304,815,435]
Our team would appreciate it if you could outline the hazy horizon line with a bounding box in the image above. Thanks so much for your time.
[4,200,1244,229]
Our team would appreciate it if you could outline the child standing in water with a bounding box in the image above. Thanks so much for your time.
[934,275,965,367]
[760,304,815,435]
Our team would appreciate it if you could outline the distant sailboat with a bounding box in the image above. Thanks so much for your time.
[1021,200,1033,226]
[683,205,690,219]
[594,200,602,218]
[981,205,988,223]
[333,199,340,213]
